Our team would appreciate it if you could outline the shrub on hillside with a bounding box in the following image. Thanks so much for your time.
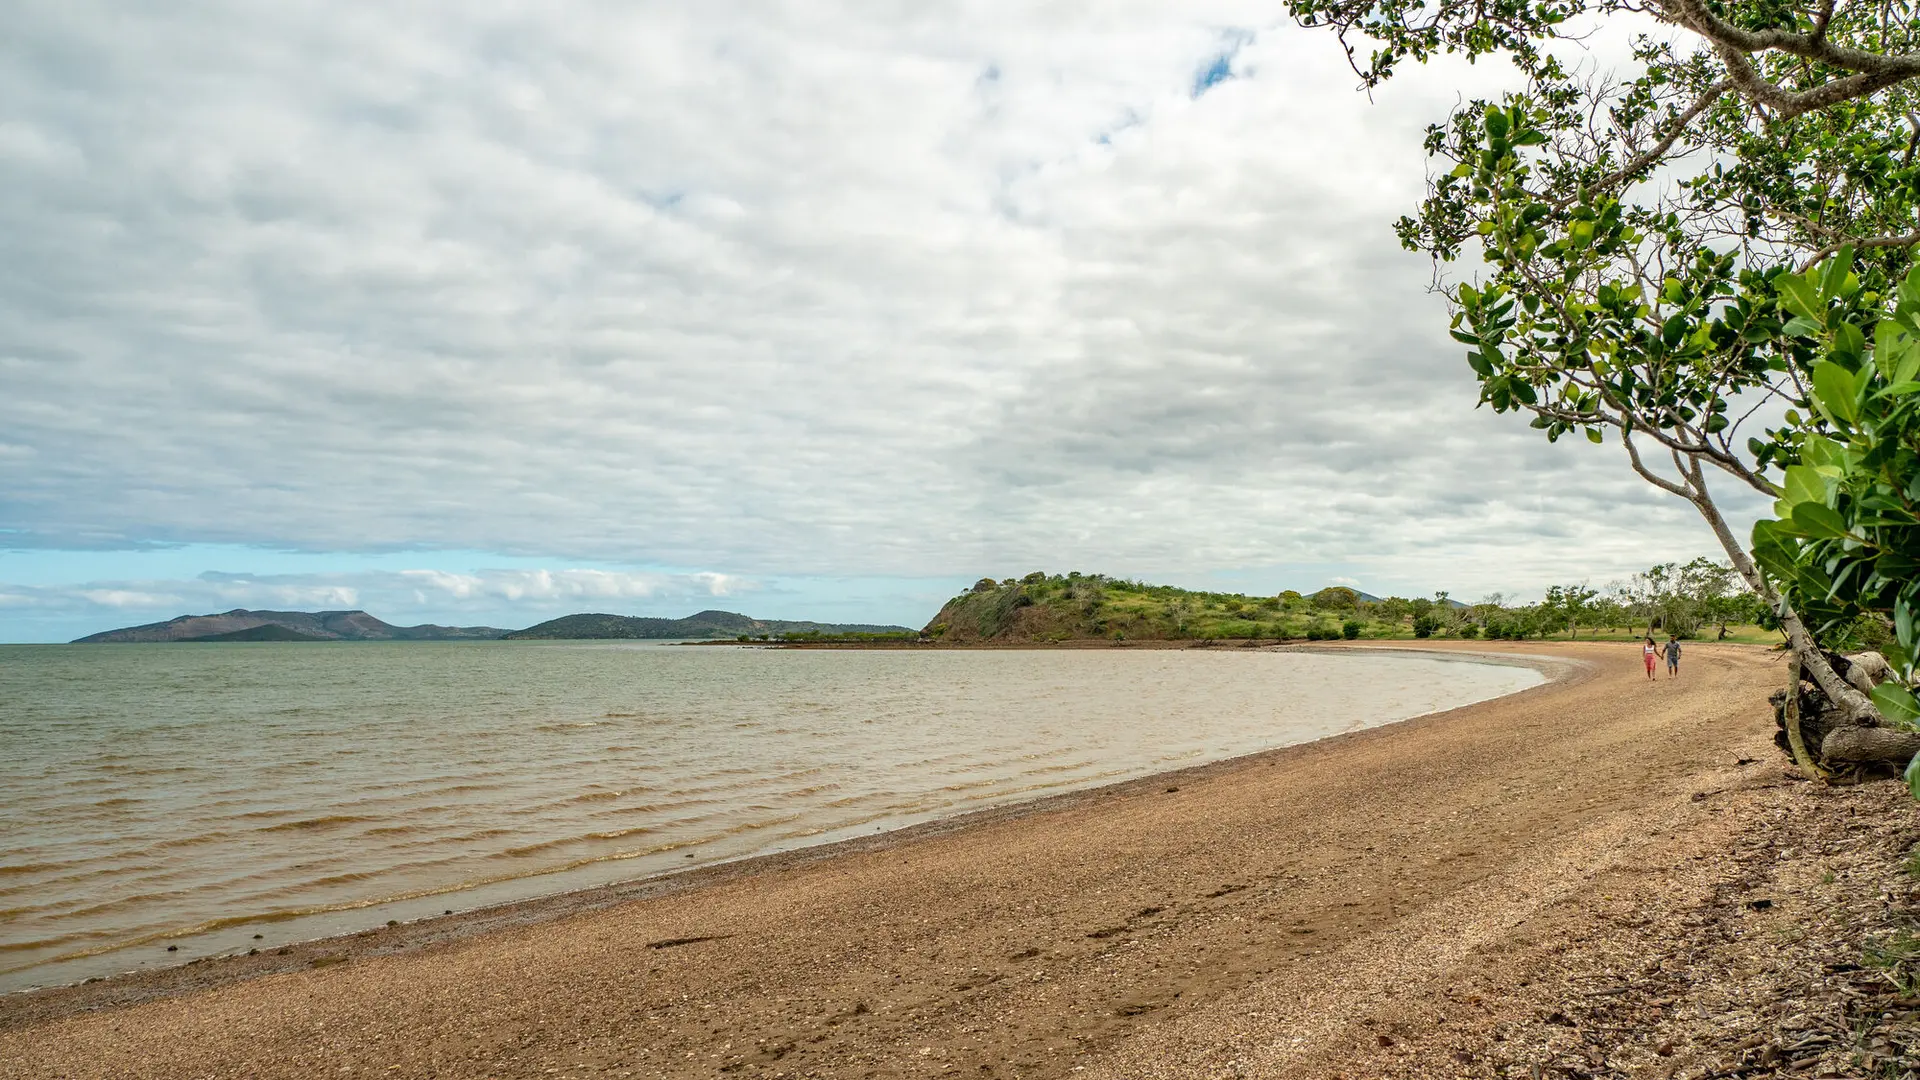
[1341,619,1363,640]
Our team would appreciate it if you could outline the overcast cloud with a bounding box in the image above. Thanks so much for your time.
[0,2,1757,640]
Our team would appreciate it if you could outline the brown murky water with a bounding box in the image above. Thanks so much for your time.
[0,641,1540,992]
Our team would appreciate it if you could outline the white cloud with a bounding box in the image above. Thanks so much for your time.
[78,589,183,608]
[0,3,1745,608]
[399,567,669,602]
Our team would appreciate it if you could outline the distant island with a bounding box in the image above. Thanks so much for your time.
[72,607,914,643]
[503,610,914,640]
[73,609,509,643]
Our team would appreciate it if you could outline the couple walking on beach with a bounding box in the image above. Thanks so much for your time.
[1643,635,1680,680]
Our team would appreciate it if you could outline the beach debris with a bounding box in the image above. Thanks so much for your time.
[645,934,733,950]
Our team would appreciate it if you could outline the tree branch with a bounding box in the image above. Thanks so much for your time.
[1574,80,1728,201]
[1622,425,1698,498]
[1707,37,1917,118]
[1665,0,1920,77]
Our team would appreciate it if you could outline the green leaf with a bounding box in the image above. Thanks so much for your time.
[1586,427,1603,444]
[1819,246,1856,300]
[1907,749,1920,800]
[1782,315,1822,338]
[1800,435,1844,469]
[1790,502,1851,539]
[1874,319,1908,379]
[1778,274,1822,321]
[1781,464,1826,508]
[1467,352,1494,377]
[1873,682,1920,730]
[1811,361,1861,426]
[1834,321,1866,361]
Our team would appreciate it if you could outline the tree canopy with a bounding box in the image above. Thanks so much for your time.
[1287,0,1920,725]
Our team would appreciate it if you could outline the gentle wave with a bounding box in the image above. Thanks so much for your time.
[255,814,381,833]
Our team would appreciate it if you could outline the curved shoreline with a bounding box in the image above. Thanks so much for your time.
[0,642,1575,1025]
[2,639,1793,1079]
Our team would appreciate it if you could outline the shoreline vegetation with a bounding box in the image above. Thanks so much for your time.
[917,569,1783,646]
[5,641,1916,1077]
[745,564,1793,648]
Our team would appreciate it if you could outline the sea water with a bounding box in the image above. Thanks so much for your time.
[0,641,1542,992]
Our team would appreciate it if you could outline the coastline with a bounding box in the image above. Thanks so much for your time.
[0,642,1569,1024]
[12,640,1899,1079]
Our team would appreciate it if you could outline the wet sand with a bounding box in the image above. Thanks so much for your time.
[0,641,1793,1078]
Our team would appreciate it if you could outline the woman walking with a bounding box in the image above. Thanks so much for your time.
[1642,635,1658,680]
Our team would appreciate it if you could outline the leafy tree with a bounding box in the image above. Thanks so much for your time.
[1543,583,1599,638]
[1376,596,1415,622]
[1750,261,1920,724]
[1311,586,1363,610]
[1285,0,1920,720]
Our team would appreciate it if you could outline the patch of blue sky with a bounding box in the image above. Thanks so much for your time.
[1191,27,1255,99]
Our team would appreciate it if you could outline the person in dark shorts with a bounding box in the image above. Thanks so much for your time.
[1664,635,1681,678]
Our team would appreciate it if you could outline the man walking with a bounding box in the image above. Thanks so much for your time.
[1664,635,1682,679]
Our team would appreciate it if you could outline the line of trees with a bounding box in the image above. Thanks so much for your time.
[1291,559,1775,641]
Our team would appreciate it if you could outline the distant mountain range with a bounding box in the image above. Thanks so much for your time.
[73,608,913,643]
[73,609,509,643]
[502,610,913,640]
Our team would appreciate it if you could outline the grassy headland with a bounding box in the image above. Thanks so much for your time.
[923,572,1780,645]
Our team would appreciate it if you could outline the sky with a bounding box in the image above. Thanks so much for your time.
[0,2,1757,642]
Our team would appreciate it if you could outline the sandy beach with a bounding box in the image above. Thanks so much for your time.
[4,639,1911,1079]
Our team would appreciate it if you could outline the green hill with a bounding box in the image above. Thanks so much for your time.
[924,574,1381,643]
[503,609,914,640]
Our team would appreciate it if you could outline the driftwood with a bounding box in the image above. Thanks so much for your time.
[1774,650,1920,776]
[1773,680,1846,759]
[1841,650,1895,696]
[1819,726,1920,764]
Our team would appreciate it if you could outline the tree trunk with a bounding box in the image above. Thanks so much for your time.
[1688,487,1880,725]
[1781,653,1826,780]
[1819,726,1920,765]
